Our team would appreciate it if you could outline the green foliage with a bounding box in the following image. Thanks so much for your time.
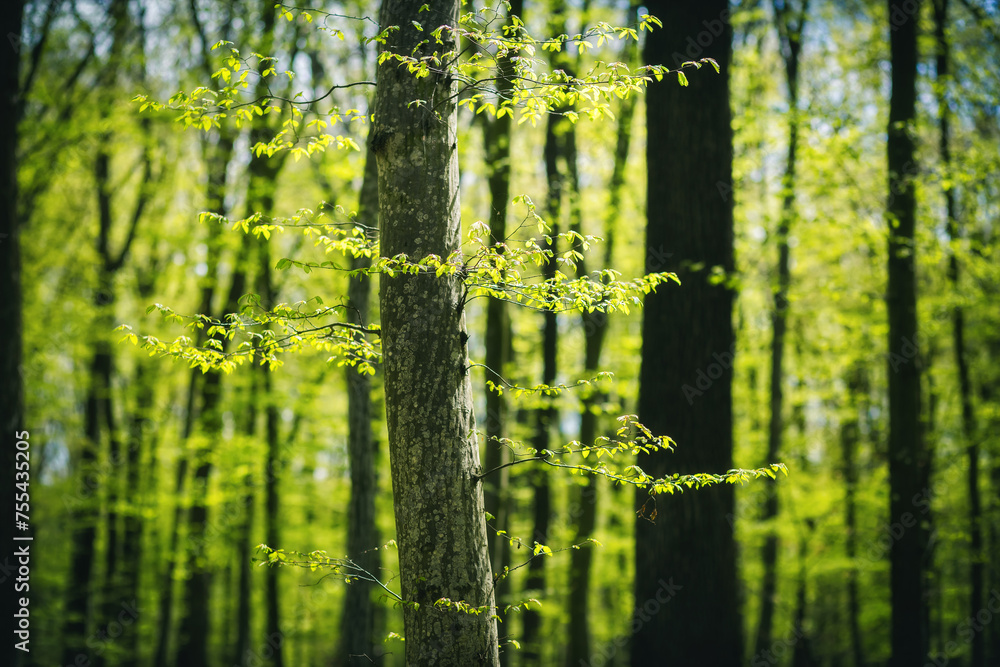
[133,1,719,151]
[480,414,786,496]
[112,5,784,645]
[118,200,674,373]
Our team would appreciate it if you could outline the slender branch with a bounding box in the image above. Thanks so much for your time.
[475,453,547,480]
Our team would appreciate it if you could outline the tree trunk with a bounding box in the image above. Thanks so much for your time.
[93,145,126,667]
[523,95,567,667]
[256,237,286,667]
[755,1,807,657]
[841,364,867,667]
[176,183,250,667]
[934,2,983,664]
[121,343,156,667]
[234,371,259,667]
[564,11,638,664]
[1,3,26,666]
[153,3,238,660]
[791,522,817,667]
[480,6,521,660]
[991,449,1000,667]
[373,1,499,664]
[632,1,741,664]
[63,3,145,660]
[262,351,284,667]
[120,146,159,667]
[885,1,928,664]
[177,3,282,660]
[337,137,381,666]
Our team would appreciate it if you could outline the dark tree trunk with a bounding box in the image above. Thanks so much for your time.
[480,6,521,660]
[525,42,584,648]
[522,93,568,667]
[934,2,983,664]
[755,1,807,657]
[565,10,638,664]
[93,147,125,667]
[373,1,499,663]
[153,3,238,661]
[841,365,867,667]
[233,371,259,667]
[791,523,817,667]
[157,131,234,665]
[632,1,741,664]
[1,3,26,667]
[176,3,274,661]
[152,377,194,667]
[257,232,286,667]
[885,1,928,664]
[991,449,1000,667]
[63,3,147,661]
[262,352,284,667]
[336,137,381,666]
[176,183,250,667]
[120,129,159,667]
[120,335,157,667]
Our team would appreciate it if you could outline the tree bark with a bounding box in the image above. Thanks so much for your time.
[153,4,238,662]
[522,93,566,667]
[934,2,983,664]
[233,370,259,667]
[121,302,157,667]
[260,245,284,667]
[755,1,807,657]
[632,1,741,664]
[791,522,817,667]
[885,1,928,664]
[0,2,26,667]
[63,2,146,661]
[373,1,499,664]
[841,364,867,667]
[336,138,380,666]
[480,6,521,660]
[176,168,250,667]
[564,12,638,663]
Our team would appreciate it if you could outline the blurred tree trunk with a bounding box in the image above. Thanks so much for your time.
[0,2,25,666]
[791,521,817,667]
[522,93,567,667]
[232,134,284,667]
[233,366,260,667]
[120,265,159,667]
[260,243,285,667]
[841,364,867,667]
[176,235,249,667]
[336,137,380,666]
[373,0,498,663]
[755,0,807,657]
[153,3,237,663]
[885,0,928,664]
[120,14,157,655]
[63,1,151,662]
[934,2,983,664]
[632,1,741,664]
[176,4,282,663]
[564,7,638,663]
[152,129,234,667]
[991,445,1000,666]
[480,4,521,661]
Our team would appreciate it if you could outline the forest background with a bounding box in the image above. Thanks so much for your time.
[1,0,999,666]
